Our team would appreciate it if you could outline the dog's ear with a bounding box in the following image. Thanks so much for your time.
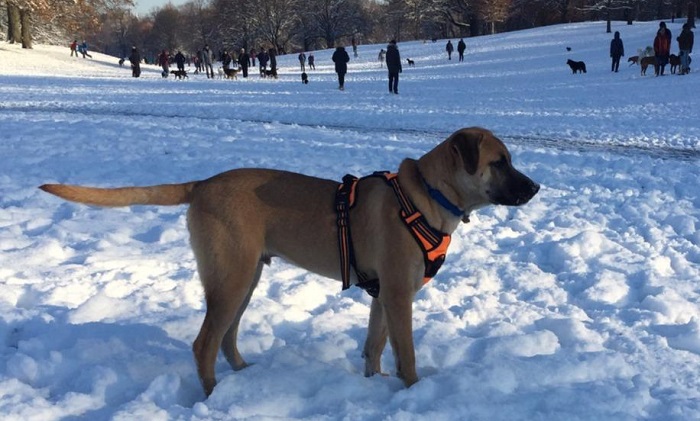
[450,129,482,175]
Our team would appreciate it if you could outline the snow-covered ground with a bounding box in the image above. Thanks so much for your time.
[1,21,699,420]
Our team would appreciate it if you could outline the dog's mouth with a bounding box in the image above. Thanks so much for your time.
[488,178,540,206]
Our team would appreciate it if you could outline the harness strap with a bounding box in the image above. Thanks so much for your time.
[336,174,359,291]
[335,172,451,297]
[381,173,451,284]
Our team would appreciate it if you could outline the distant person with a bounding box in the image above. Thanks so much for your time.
[222,50,233,70]
[352,36,358,57]
[308,53,315,70]
[378,48,386,67]
[609,31,624,72]
[332,45,350,90]
[238,48,250,77]
[175,50,186,72]
[258,48,269,74]
[268,48,277,76]
[385,39,402,94]
[457,38,466,62]
[69,40,78,57]
[128,46,141,78]
[158,49,169,77]
[79,40,92,59]
[250,48,257,67]
[446,40,454,60]
[298,51,306,72]
[653,21,671,76]
[202,45,214,78]
[677,23,694,75]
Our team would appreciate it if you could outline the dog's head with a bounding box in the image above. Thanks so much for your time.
[421,128,539,218]
[455,128,539,207]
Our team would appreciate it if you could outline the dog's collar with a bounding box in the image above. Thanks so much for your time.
[419,173,464,218]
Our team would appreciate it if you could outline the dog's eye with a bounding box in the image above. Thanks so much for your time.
[491,157,508,169]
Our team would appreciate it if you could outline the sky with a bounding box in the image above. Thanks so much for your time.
[0,20,699,420]
[133,0,187,16]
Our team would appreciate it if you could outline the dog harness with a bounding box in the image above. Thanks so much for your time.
[335,172,452,298]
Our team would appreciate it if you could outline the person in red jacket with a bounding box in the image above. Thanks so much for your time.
[653,21,672,76]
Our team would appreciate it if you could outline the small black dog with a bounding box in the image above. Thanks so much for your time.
[301,72,308,84]
[118,58,125,67]
[261,69,277,78]
[566,59,587,74]
[170,69,188,79]
[406,58,415,67]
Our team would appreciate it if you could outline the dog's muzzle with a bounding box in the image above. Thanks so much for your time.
[490,171,540,206]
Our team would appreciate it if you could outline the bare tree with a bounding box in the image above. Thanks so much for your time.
[311,0,368,48]
[148,5,182,53]
[7,1,21,43]
[581,0,637,32]
[254,0,299,51]
[475,0,511,34]
[179,0,215,52]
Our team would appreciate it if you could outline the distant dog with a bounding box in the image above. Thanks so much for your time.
[640,56,656,76]
[669,54,680,74]
[170,69,188,80]
[118,58,125,67]
[406,58,415,67]
[217,67,225,79]
[223,67,239,80]
[301,72,308,84]
[566,59,586,74]
[628,56,639,66]
[260,68,277,78]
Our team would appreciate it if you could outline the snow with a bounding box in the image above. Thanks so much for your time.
[1,20,699,420]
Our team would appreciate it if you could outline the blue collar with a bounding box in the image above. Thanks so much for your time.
[420,174,464,218]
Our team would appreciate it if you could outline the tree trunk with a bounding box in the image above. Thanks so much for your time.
[8,2,21,44]
[20,8,32,49]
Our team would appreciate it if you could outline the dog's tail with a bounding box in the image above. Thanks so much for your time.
[39,182,196,207]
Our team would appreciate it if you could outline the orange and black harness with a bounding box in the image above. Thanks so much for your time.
[335,172,452,298]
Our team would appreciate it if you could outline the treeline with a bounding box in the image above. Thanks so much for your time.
[1,0,697,59]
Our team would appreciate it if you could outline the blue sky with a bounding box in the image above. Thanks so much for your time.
[133,0,188,15]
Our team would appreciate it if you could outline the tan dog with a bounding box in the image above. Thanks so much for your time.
[39,127,539,396]
[628,55,639,66]
[640,56,656,75]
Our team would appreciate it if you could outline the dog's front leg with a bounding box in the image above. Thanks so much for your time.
[363,298,388,377]
[381,285,418,387]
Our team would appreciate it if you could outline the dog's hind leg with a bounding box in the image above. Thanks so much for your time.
[220,260,264,371]
[189,213,264,396]
[363,298,388,377]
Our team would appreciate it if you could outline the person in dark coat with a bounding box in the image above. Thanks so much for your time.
[238,48,250,78]
[175,50,186,71]
[677,23,694,75]
[258,49,269,74]
[202,45,214,79]
[609,31,624,72]
[385,39,402,94]
[654,21,672,76]
[457,38,466,62]
[446,40,454,60]
[128,46,141,78]
[222,50,233,70]
[332,45,350,90]
[268,48,277,76]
